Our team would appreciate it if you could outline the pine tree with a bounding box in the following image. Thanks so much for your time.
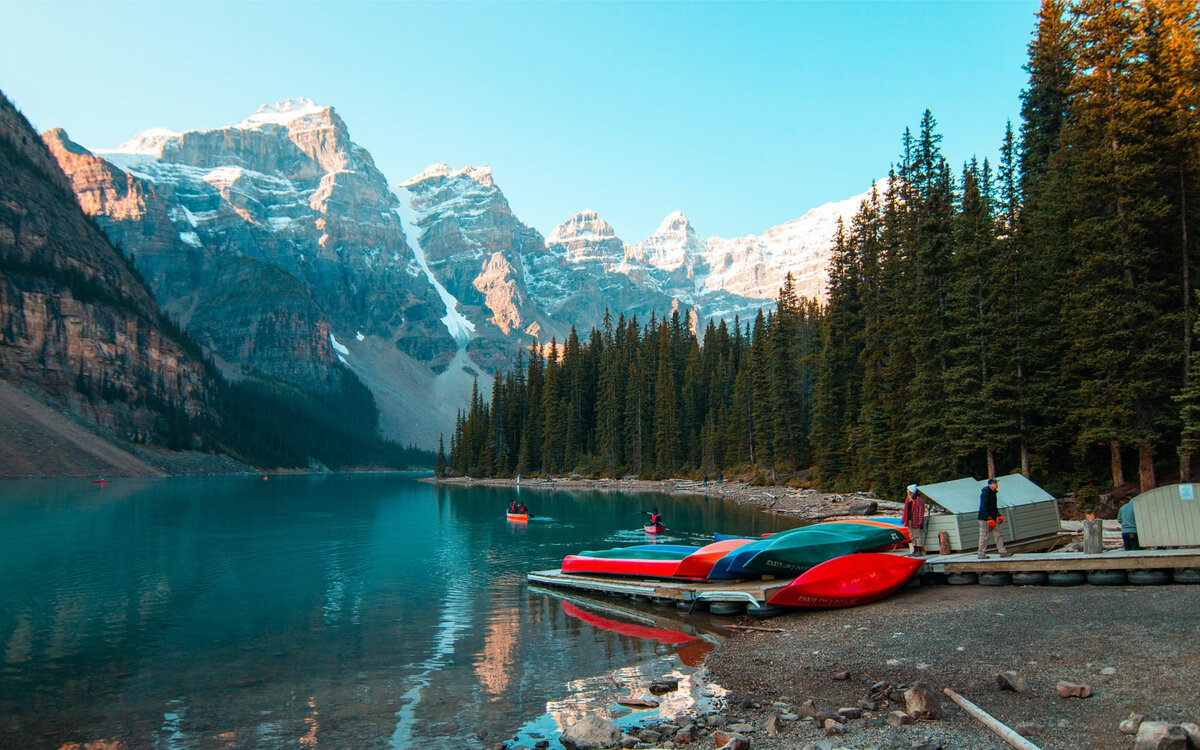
[435,434,447,477]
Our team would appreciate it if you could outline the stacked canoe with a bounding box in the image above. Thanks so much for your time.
[560,520,922,609]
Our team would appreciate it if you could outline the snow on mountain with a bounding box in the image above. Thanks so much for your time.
[393,185,476,345]
[235,97,327,129]
[111,127,179,155]
[705,190,870,302]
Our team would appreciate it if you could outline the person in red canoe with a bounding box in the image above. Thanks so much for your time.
[647,509,663,527]
[508,500,519,513]
[517,501,528,514]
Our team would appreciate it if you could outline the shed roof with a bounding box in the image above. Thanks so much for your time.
[917,473,1055,514]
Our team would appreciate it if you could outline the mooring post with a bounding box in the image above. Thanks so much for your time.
[1083,518,1103,554]
[939,531,951,556]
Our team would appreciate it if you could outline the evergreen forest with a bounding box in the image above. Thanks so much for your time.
[447,0,1200,499]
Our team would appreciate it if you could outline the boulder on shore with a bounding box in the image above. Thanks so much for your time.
[1134,721,1190,750]
[560,716,625,749]
[904,681,943,721]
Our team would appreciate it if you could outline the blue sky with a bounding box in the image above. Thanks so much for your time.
[2,1,1038,241]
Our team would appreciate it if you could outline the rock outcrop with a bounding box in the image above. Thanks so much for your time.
[0,90,215,449]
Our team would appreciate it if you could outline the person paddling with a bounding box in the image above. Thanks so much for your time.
[646,509,663,527]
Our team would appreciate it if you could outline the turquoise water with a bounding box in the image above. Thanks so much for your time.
[0,474,797,749]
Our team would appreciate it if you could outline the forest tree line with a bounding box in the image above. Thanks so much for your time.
[447,0,1199,499]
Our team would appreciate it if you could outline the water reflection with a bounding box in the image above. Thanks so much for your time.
[0,475,787,749]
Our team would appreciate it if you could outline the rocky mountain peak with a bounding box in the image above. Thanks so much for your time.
[547,209,619,244]
[112,127,180,156]
[627,210,707,275]
[235,97,329,130]
[404,162,494,189]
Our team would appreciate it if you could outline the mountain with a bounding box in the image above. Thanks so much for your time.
[48,99,486,449]
[0,91,216,461]
[49,97,866,448]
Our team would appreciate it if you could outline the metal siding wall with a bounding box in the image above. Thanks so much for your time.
[1135,484,1200,547]
[927,515,964,549]
[1008,503,1061,540]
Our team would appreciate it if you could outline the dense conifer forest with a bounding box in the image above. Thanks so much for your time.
[447,0,1199,499]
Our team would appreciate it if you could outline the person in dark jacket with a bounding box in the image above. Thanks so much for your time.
[977,477,1011,558]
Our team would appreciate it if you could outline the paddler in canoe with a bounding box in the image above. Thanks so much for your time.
[507,500,531,521]
[644,509,665,534]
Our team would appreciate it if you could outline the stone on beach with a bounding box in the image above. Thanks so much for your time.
[649,678,680,694]
[996,670,1030,693]
[713,729,751,749]
[765,714,783,736]
[1055,680,1092,699]
[1120,712,1146,735]
[887,710,915,727]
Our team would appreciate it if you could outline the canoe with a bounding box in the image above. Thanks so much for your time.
[672,538,754,579]
[708,523,909,579]
[644,524,666,534]
[506,512,530,522]
[562,544,697,577]
[766,552,924,608]
[818,519,910,548]
[89,479,109,485]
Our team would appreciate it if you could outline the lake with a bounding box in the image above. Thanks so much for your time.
[0,474,799,749]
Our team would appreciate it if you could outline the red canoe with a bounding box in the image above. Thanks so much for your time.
[644,524,665,534]
[506,512,530,522]
[672,538,753,579]
[766,552,923,608]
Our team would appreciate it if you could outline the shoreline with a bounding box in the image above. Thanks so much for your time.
[428,475,903,523]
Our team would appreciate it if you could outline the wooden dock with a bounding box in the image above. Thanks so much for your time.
[527,568,794,607]
[921,547,1200,574]
[528,547,1199,609]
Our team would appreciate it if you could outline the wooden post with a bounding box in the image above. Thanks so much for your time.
[939,531,951,556]
[943,688,1041,750]
[1083,518,1103,554]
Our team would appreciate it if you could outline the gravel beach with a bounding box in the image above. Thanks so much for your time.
[702,583,1200,749]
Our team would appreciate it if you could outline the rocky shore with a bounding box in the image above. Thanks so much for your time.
[431,475,896,522]
[441,476,1200,750]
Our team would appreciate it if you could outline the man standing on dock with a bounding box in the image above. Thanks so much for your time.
[978,478,1010,559]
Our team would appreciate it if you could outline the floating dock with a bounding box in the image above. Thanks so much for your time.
[922,546,1200,573]
[527,568,793,609]
[527,547,1200,612]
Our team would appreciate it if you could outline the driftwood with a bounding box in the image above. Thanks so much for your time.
[942,688,1041,750]
[728,624,786,633]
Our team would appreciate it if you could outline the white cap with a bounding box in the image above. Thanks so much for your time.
[907,484,918,494]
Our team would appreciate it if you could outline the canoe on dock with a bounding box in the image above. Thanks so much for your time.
[765,552,924,608]
[561,544,697,577]
[708,523,910,579]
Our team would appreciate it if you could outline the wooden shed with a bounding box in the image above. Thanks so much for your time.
[917,474,1061,552]
[1126,484,1200,548]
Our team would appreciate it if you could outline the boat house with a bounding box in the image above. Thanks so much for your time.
[917,474,1061,552]
[1123,483,1200,548]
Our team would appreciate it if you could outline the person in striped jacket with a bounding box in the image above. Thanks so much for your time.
[903,484,927,556]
